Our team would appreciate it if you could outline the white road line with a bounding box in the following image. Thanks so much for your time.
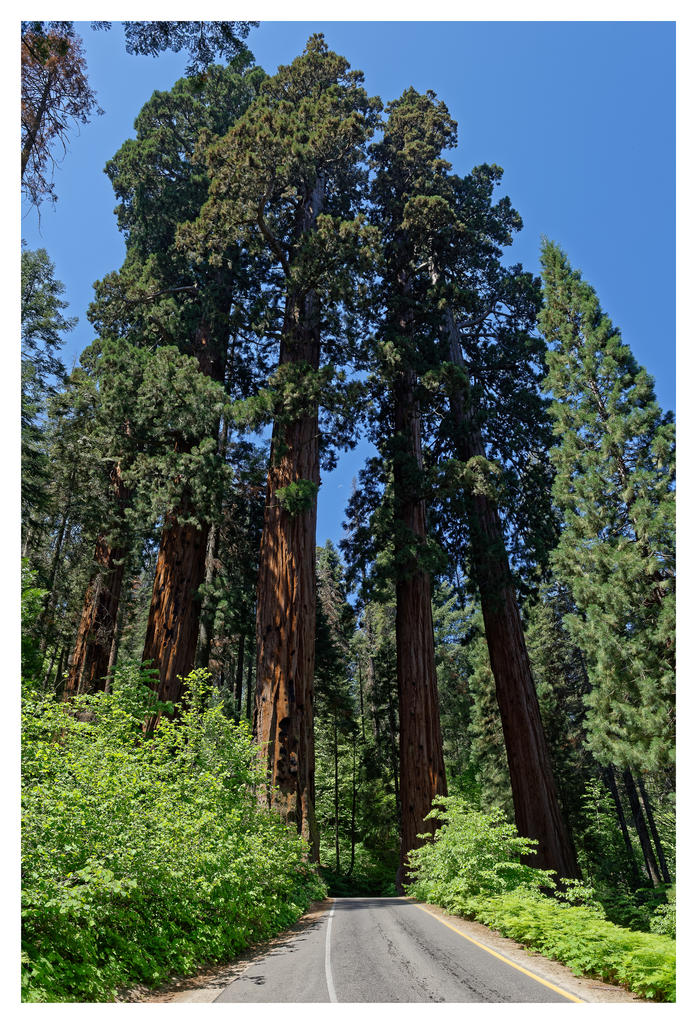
[324,900,338,1003]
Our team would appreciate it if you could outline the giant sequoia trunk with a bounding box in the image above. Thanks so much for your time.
[254,288,321,858]
[444,307,579,880]
[64,467,130,697]
[141,516,208,705]
[141,297,230,703]
[394,369,448,891]
[254,180,324,858]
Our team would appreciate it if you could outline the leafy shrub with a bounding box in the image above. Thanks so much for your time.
[406,796,555,905]
[457,893,675,1002]
[650,888,676,939]
[405,796,675,1002]
[21,667,326,1002]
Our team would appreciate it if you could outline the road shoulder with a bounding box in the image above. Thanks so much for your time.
[117,898,334,1003]
[408,898,643,1003]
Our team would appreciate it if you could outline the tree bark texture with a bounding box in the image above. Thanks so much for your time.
[234,632,246,715]
[623,767,662,886]
[141,517,208,705]
[63,467,130,698]
[63,537,126,697]
[394,370,448,892]
[141,296,230,703]
[444,306,579,880]
[254,180,324,859]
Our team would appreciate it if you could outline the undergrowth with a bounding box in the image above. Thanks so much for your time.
[21,667,326,1002]
[406,796,676,1002]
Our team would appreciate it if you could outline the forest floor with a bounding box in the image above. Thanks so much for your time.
[121,896,643,1003]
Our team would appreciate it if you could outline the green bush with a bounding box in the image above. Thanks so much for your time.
[455,893,675,1002]
[21,667,326,1002]
[650,888,676,939]
[405,796,675,1002]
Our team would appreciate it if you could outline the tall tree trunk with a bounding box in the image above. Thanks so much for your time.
[334,717,340,873]
[622,767,662,886]
[196,521,219,671]
[104,588,125,695]
[38,465,77,647]
[64,539,126,697]
[348,732,357,877]
[357,662,366,742]
[603,764,642,887]
[254,179,324,859]
[636,773,671,884]
[245,653,253,720]
[141,516,208,705]
[443,304,578,880]
[52,645,67,695]
[141,295,231,707]
[234,632,246,716]
[64,468,130,698]
[393,369,448,892]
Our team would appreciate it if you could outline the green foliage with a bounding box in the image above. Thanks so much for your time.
[21,561,47,682]
[21,667,325,1002]
[540,241,675,774]
[649,888,675,939]
[275,479,320,516]
[459,894,675,1001]
[406,797,554,905]
[405,795,675,1001]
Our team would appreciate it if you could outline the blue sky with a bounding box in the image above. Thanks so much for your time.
[20,20,676,548]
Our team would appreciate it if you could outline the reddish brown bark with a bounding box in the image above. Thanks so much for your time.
[64,467,129,698]
[394,371,448,891]
[254,294,320,857]
[444,306,579,880]
[63,538,127,697]
[140,291,231,703]
[254,179,324,858]
[141,518,209,705]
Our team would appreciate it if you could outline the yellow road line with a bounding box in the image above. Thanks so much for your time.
[411,901,584,1003]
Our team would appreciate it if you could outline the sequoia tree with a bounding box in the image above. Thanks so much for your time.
[90,59,266,703]
[181,35,381,853]
[366,89,452,888]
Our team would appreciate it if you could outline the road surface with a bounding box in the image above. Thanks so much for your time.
[214,896,583,1003]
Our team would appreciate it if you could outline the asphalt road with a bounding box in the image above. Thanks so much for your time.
[214,896,582,1003]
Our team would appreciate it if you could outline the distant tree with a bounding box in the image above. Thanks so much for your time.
[539,241,675,781]
[21,20,258,207]
[21,22,100,207]
[21,246,72,543]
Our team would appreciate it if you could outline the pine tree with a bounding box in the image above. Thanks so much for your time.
[539,241,675,781]
[21,245,72,546]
